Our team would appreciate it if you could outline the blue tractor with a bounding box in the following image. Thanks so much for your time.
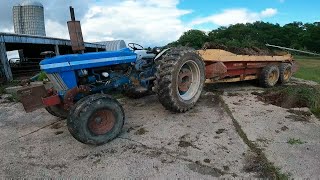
[21,7,205,145]
[38,43,205,145]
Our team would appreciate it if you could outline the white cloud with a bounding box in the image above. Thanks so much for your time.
[190,8,278,27]
[46,20,69,39]
[0,1,279,46]
[261,8,278,17]
[1,27,14,33]
[0,0,190,47]
[81,0,191,46]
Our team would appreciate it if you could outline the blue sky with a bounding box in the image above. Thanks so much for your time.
[1,0,319,47]
[178,0,319,29]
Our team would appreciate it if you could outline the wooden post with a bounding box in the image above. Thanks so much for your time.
[0,42,13,81]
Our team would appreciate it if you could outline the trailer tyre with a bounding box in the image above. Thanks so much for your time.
[279,63,292,84]
[45,105,69,119]
[155,47,205,112]
[259,65,280,88]
[67,94,125,145]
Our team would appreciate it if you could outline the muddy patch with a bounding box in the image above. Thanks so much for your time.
[227,92,241,97]
[134,128,148,135]
[203,159,211,163]
[285,109,313,122]
[255,91,307,109]
[216,129,226,134]
[54,131,64,135]
[178,140,193,148]
[187,161,224,177]
[254,86,320,120]
[243,151,266,176]
[178,134,200,150]
[286,115,310,122]
[51,122,64,129]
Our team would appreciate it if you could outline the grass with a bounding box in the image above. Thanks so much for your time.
[37,71,48,81]
[287,138,305,145]
[5,93,19,102]
[0,80,20,95]
[294,56,320,83]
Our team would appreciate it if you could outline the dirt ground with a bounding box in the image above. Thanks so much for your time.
[0,78,319,178]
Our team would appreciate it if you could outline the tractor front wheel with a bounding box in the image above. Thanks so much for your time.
[45,105,69,119]
[155,47,205,112]
[67,94,125,145]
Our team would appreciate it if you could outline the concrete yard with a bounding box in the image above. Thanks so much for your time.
[0,79,319,178]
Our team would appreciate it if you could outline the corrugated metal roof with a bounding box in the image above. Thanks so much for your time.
[0,32,105,49]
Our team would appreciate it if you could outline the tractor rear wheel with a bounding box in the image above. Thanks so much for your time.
[278,63,292,84]
[67,94,125,145]
[45,105,69,119]
[259,64,280,88]
[155,47,205,112]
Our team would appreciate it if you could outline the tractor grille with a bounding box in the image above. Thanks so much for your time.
[47,73,68,91]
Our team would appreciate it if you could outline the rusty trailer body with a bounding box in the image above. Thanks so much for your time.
[198,49,294,84]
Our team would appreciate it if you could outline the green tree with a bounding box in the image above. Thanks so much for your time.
[167,21,320,53]
[176,30,208,49]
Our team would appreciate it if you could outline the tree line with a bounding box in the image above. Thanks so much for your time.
[167,21,320,53]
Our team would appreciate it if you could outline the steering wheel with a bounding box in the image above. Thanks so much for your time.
[128,43,144,51]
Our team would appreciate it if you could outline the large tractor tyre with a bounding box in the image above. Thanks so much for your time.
[45,105,69,119]
[278,63,292,84]
[67,94,125,145]
[259,64,280,88]
[155,47,205,112]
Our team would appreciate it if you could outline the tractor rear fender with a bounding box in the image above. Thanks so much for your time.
[154,48,170,61]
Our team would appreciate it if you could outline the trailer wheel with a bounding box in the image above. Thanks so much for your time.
[259,65,280,88]
[67,94,125,145]
[279,63,292,84]
[155,47,205,112]
[45,105,68,119]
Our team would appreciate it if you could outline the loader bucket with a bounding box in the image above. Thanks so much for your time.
[17,84,47,112]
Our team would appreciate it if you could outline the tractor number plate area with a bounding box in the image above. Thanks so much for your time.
[17,85,47,113]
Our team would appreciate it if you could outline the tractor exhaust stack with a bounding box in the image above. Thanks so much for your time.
[67,6,85,53]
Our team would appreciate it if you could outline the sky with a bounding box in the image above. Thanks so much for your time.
[0,0,319,47]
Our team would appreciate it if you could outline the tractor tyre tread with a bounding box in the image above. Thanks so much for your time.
[259,64,280,88]
[155,47,205,113]
[67,94,125,145]
[279,63,292,84]
[45,106,69,119]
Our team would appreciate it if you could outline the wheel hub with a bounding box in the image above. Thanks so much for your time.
[284,69,291,80]
[178,68,193,92]
[177,61,201,101]
[268,70,278,84]
[88,110,115,135]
